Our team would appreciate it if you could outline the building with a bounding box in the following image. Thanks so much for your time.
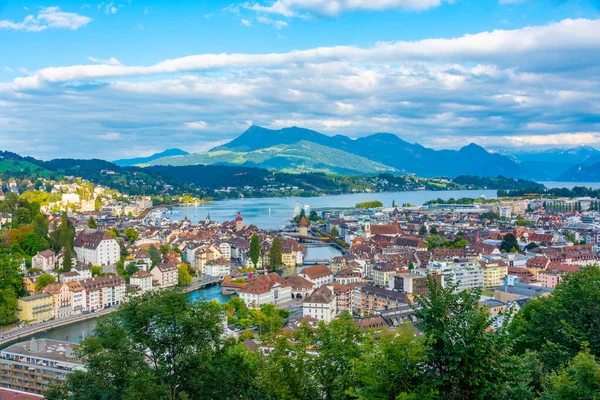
[372,263,402,287]
[16,294,54,323]
[334,269,362,285]
[494,283,553,303]
[65,281,85,314]
[235,211,244,232]
[303,284,337,322]
[536,271,562,288]
[298,217,309,236]
[150,262,178,288]
[388,273,439,298]
[31,250,56,272]
[129,270,153,294]
[42,283,72,319]
[481,261,509,288]
[353,285,409,315]
[205,258,232,277]
[286,275,314,299]
[239,273,292,308]
[429,260,484,293]
[298,264,333,287]
[80,275,126,311]
[74,229,120,266]
[0,339,85,395]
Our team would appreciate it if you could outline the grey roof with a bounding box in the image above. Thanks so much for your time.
[494,283,553,297]
[19,293,52,302]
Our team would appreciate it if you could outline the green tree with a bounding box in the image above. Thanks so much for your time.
[510,265,600,371]
[35,273,56,292]
[62,248,72,271]
[20,231,48,256]
[0,254,24,295]
[33,214,49,238]
[501,233,519,253]
[0,288,18,326]
[419,225,428,235]
[148,245,161,267]
[45,290,225,400]
[541,350,600,400]
[414,276,513,400]
[177,263,192,286]
[429,226,438,234]
[352,323,432,399]
[15,207,31,225]
[270,237,283,269]
[124,227,139,243]
[88,216,97,229]
[309,210,319,221]
[330,226,339,236]
[250,234,261,269]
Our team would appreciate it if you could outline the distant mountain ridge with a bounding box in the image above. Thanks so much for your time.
[145,125,524,178]
[113,148,189,167]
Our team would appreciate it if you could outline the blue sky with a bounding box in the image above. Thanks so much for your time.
[1,0,600,159]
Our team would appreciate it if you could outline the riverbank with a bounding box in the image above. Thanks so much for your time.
[0,278,223,349]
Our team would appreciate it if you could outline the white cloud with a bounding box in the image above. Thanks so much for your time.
[10,18,600,88]
[4,67,13,73]
[98,132,121,141]
[256,16,288,28]
[185,121,208,130]
[244,0,445,17]
[0,6,92,32]
[241,18,252,26]
[144,7,150,14]
[87,56,122,66]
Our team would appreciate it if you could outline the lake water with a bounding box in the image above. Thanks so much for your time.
[166,189,498,228]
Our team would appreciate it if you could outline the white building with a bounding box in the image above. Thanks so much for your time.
[32,250,56,272]
[428,260,484,293]
[298,264,334,287]
[130,270,153,294]
[61,193,80,205]
[150,262,178,288]
[239,273,292,309]
[205,258,232,277]
[303,284,337,323]
[74,229,120,266]
[79,275,125,312]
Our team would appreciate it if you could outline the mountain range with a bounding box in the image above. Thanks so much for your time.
[113,148,189,167]
[124,125,600,181]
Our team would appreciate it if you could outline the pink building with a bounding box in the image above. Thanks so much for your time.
[537,272,562,289]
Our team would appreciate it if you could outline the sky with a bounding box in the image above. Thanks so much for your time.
[1,0,600,160]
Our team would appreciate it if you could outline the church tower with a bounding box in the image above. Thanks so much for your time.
[235,211,243,232]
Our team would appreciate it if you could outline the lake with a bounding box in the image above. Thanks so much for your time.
[165,189,498,228]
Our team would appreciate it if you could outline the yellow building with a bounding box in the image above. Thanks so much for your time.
[22,276,36,294]
[281,251,297,268]
[16,293,54,323]
[481,261,508,288]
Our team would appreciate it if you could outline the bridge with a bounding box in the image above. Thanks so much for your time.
[303,259,331,265]
[286,234,330,243]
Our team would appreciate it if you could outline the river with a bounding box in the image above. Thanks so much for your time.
[1,244,340,348]
[165,189,498,228]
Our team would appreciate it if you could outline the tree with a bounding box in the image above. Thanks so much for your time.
[330,226,339,237]
[15,207,31,225]
[33,214,49,238]
[177,264,192,287]
[62,248,72,271]
[270,237,283,269]
[0,254,24,295]
[45,290,225,400]
[392,199,396,208]
[124,227,139,243]
[541,350,600,400]
[309,210,319,221]
[35,273,56,292]
[0,288,18,326]
[148,245,161,266]
[429,226,438,234]
[501,233,519,253]
[352,324,432,399]
[250,234,260,269]
[88,216,97,229]
[21,231,48,256]
[408,261,415,270]
[510,265,600,371]
[413,276,513,399]
[419,225,428,235]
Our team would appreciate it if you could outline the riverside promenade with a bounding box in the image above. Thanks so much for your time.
[0,276,223,348]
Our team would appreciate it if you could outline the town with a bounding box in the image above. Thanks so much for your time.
[1,172,600,397]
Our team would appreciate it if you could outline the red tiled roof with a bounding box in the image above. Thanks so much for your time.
[301,264,333,279]
[241,273,289,295]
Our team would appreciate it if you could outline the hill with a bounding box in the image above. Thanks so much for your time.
[146,126,525,178]
[146,140,396,175]
[113,148,189,167]
[558,161,600,182]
